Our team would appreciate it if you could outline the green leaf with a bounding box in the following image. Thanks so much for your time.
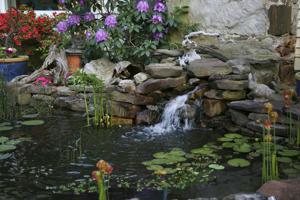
[0,144,16,153]
[208,164,225,170]
[0,126,13,132]
[21,120,45,126]
[227,158,250,168]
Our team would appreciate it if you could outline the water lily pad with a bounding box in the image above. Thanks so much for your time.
[227,158,250,168]
[21,120,45,126]
[278,150,300,157]
[224,133,243,139]
[0,144,16,153]
[168,156,187,163]
[222,142,236,148]
[164,168,177,174]
[191,148,214,156]
[6,139,22,145]
[233,143,252,153]
[217,137,233,142]
[0,153,12,160]
[277,157,292,163]
[249,151,260,158]
[153,152,168,159]
[146,165,164,171]
[208,164,225,170]
[142,161,153,166]
[169,149,186,157]
[0,126,13,132]
[0,122,11,127]
[234,138,249,144]
[0,136,9,144]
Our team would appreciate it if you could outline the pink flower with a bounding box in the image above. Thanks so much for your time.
[34,77,52,87]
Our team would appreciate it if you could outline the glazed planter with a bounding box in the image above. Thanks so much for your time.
[0,56,29,81]
[296,72,300,97]
[66,49,83,73]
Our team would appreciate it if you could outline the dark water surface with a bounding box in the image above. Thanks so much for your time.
[0,114,261,200]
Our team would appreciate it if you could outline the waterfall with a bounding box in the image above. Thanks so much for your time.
[144,94,193,134]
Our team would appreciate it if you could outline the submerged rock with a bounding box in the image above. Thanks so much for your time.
[187,58,232,78]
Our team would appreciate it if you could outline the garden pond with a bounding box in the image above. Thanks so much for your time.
[0,112,299,200]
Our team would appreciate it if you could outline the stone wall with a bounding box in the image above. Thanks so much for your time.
[167,0,298,35]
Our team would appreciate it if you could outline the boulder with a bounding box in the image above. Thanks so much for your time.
[203,99,226,118]
[83,58,115,85]
[134,72,150,85]
[210,80,248,91]
[29,85,57,95]
[57,86,76,96]
[228,100,267,113]
[111,101,141,118]
[223,193,266,200]
[32,94,55,103]
[54,96,86,112]
[258,178,300,200]
[187,58,232,78]
[111,91,154,105]
[232,64,251,75]
[284,105,300,120]
[188,78,201,86]
[136,75,186,94]
[229,109,249,126]
[246,121,296,137]
[153,49,183,57]
[204,89,246,101]
[248,113,297,125]
[111,117,133,126]
[209,74,248,81]
[136,110,160,125]
[118,80,136,93]
[145,63,183,78]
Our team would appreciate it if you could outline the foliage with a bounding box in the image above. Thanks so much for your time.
[0,77,19,120]
[0,7,62,60]
[56,0,178,64]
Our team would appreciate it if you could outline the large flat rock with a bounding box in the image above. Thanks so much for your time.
[111,90,154,105]
[204,89,246,101]
[246,121,296,137]
[228,100,284,114]
[187,58,232,78]
[210,79,248,91]
[136,75,186,94]
[145,63,183,78]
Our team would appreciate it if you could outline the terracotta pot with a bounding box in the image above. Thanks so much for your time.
[0,56,29,81]
[67,53,82,73]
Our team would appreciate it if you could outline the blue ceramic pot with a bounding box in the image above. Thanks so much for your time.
[0,56,28,81]
[296,72,300,97]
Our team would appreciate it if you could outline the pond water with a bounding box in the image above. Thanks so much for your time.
[0,113,262,200]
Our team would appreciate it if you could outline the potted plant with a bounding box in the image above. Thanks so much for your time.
[0,8,57,81]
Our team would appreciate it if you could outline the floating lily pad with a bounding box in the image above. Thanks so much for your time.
[234,138,249,144]
[278,150,300,157]
[0,126,13,132]
[21,120,45,126]
[0,144,16,153]
[164,168,177,174]
[0,153,12,160]
[6,139,22,145]
[227,158,250,168]
[233,143,252,153]
[146,165,164,171]
[249,151,260,158]
[208,164,225,170]
[191,148,214,156]
[222,142,236,148]
[153,152,168,159]
[169,149,186,157]
[0,122,11,127]
[224,133,243,139]
[142,161,153,166]
[0,136,9,144]
[277,157,292,163]
[168,156,187,163]
[217,137,233,142]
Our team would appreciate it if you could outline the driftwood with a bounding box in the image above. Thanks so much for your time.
[12,46,69,85]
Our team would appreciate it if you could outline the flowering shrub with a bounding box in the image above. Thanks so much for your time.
[0,7,61,59]
[56,0,177,63]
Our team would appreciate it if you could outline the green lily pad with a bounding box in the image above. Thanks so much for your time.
[222,142,236,148]
[227,158,250,168]
[283,168,299,175]
[0,153,12,160]
[208,164,225,170]
[233,143,252,153]
[293,163,300,170]
[217,137,233,142]
[169,149,186,157]
[153,152,168,159]
[277,157,292,163]
[0,136,9,144]
[0,144,16,153]
[142,161,153,166]
[6,139,22,145]
[21,120,45,126]
[234,138,249,144]
[168,156,187,163]
[0,126,13,132]
[249,151,261,158]
[164,168,177,174]
[0,122,11,127]
[278,150,300,157]
[146,165,164,171]
[224,133,243,139]
[191,148,214,156]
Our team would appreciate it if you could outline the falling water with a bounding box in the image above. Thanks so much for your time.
[144,94,193,134]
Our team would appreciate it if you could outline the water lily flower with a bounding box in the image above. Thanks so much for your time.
[5,47,17,54]
[83,12,95,22]
[263,120,272,131]
[152,15,163,24]
[154,2,166,12]
[137,0,149,13]
[264,102,273,114]
[104,15,117,28]
[96,160,113,174]
[56,21,69,33]
[269,111,279,123]
[95,29,108,43]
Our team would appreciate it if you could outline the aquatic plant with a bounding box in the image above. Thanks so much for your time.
[283,90,294,144]
[92,160,113,200]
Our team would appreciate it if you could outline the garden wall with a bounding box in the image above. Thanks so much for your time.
[167,0,298,36]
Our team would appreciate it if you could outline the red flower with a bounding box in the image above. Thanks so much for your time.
[96,160,113,175]
[263,120,272,130]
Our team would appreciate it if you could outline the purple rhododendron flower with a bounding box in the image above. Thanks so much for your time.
[58,0,65,4]
[80,0,85,6]
[86,31,92,39]
[83,12,95,22]
[154,2,166,12]
[153,32,164,40]
[56,21,69,32]
[152,15,163,24]
[67,15,81,26]
[105,15,117,28]
[137,0,149,13]
[95,29,108,42]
